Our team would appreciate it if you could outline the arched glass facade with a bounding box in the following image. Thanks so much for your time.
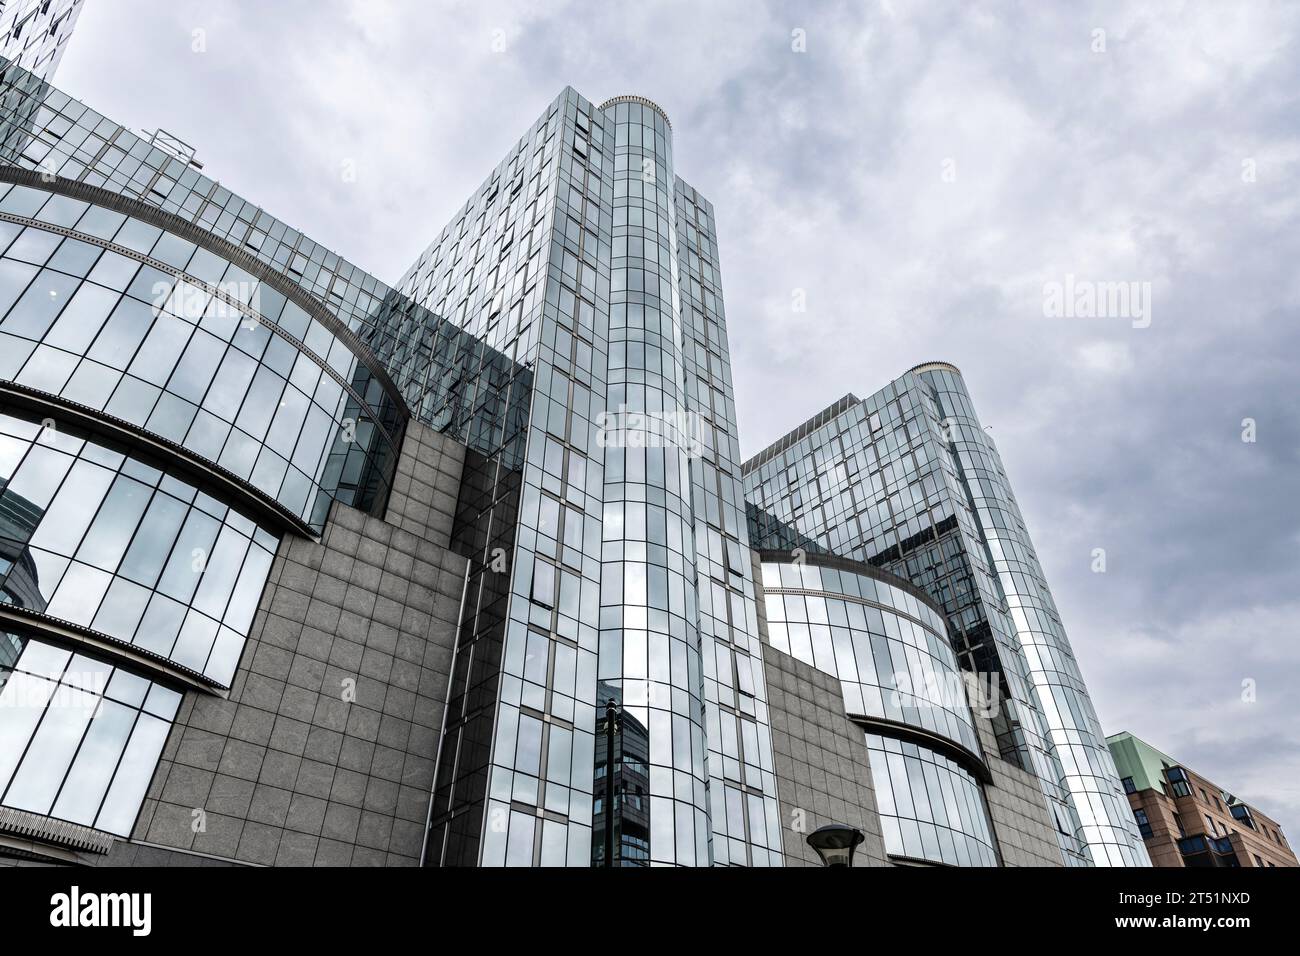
[0,173,407,848]
[758,551,999,866]
[0,179,402,532]
[0,402,276,685]
[0,629,180,836]
[759,556,979,756]
[866,732,998,867]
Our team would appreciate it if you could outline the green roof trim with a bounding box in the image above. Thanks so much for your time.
[1106,731,1178,793]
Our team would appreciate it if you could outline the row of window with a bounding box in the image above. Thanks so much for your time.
[421,94,594,866]
[760,561,979,754]
[0,183,398,529]
[6,72,414,359]
[867,732,998,867]
[0,404,277,684]
[1127,766,1292,851]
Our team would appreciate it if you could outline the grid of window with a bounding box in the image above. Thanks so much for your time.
[0,70,408,361]
[675,178,781,866]
[0,630,180,835]
[0,69,478,521]
[0,404,277,685]
[866,732,998,867]
[422,91,781,867]
[7,56,535,482]
[415,89,599,867]
[0,182,399,529]
[760,559,980,755]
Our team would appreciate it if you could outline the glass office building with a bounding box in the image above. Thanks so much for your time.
[0,18,1142,867]
[400,91,780,867]
[744,362,1150,866]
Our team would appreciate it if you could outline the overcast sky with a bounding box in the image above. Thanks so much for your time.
[57,1,1300,840]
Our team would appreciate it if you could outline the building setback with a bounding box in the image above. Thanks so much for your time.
[1108,732,1296,868]
[0,30,1138,868]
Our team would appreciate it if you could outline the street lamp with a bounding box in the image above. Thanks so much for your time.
[806,823,865,867]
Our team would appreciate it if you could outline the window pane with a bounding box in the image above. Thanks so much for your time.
[76,475,152,571]
[2,684,97,814]
[51,698,137,825]
[95,711,169,835]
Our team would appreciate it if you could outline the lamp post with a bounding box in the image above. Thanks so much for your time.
[806,823,865,867]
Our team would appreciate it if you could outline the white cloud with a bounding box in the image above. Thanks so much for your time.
[1074,340,1135,372]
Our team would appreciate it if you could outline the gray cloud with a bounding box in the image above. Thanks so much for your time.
[57,0,1300,838]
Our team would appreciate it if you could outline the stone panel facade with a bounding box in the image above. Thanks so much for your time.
[764,646,890,868]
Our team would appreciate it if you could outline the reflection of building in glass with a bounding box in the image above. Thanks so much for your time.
[591,683,650,866]
[0,474,44,610]
[0,627,19,669]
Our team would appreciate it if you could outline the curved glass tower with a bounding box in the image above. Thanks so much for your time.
[399,90,779,866]
[597,95,710,865]
[913,362,1147,866]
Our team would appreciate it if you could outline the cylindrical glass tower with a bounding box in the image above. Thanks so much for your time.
[594,96,710,865]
